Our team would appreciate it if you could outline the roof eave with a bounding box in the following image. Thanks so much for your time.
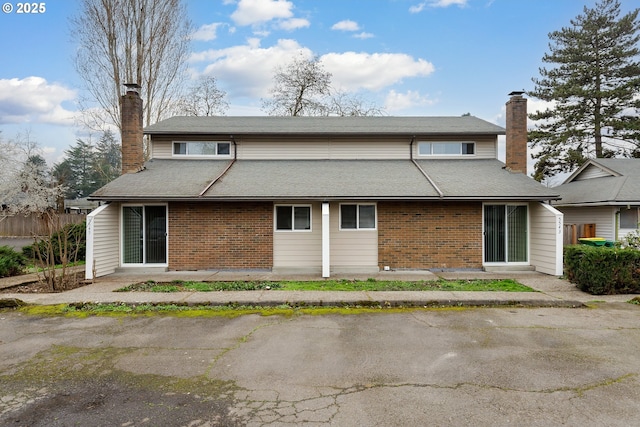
[90,195,560,202]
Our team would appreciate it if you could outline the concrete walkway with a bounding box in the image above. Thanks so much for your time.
[1,268,636,308]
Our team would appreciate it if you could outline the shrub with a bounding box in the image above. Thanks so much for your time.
[620,230,640,250]
[23,221,86,265]
[0,245,27,277]
[564,245,640,295]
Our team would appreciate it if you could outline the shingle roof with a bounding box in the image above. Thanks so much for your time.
[144,116,506,136]
[554,159,640,206]
[90,159,558,201]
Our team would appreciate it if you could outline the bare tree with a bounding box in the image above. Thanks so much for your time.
[328,90,386,117]
[176,76,229,116]
[262,54,385,116]
[72,0,192,130]
[262,54,332,116]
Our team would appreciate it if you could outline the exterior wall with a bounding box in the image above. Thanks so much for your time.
[413,136,497,159]
[273,203,322,271]
[559,206,616,241]
[529,203,563,276]
[378,201,483,270]
[150,135,498,161]
[168,202,273,270]
[330,203,378,271]
[85,203,120,279]
[574,165,612,181]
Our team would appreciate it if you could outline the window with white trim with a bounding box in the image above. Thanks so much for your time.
[418,141,475,156]
[275,205,311,231]
[620,207,639,229]
[340,204,376,230]
[173,141,231,157]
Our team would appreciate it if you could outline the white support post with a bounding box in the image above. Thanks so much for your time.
[322,202,330,278]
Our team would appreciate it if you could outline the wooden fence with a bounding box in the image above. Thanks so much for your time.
[563,223,596,246]
[0,214,86,237]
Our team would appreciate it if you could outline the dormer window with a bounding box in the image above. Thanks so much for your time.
[418,141,475,156]
[173,141,231,157]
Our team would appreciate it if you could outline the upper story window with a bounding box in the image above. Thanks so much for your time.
[418,141,475,156]
[173,141,231,157]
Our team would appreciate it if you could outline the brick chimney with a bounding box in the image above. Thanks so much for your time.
[505,91,528,174]
[120,83,144,174]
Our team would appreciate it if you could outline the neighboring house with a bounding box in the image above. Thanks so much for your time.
[64,198,101,214]
[553,158,640,242]
[85,89,563,279]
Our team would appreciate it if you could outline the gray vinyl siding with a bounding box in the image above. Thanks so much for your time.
[85,203,120,279]
[329,203,378,271]
[150,135,498,160]
[574,164,614,181]
[273,203,322,271]
[558,206,616,241]
[529,203,563,276]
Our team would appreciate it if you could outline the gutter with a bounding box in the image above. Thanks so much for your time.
[198,137,237,197]
[409,136,444,198]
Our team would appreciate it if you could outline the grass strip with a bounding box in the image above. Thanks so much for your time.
[115,278,534,293]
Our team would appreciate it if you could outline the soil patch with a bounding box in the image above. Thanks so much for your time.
[0,272,88,294]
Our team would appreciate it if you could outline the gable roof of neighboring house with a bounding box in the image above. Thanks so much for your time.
[91,158,559,202]
[553,159,640,206]
[144,116,507,136]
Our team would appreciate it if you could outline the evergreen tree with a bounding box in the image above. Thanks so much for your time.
[528,0,640,181]
[59,139,97,198]
[94,129,121,188]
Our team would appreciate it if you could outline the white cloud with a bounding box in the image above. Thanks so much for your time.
[0,77,77,125]
[409,3,426,13]
[231,0,294,26]
[354,32,374,40]
[279,18,310,31]
[332,20,360,32]
[192,39,312,98]
[192,23,225,41]
[384,90,436,112]
[410,0,467,12]
[320,52,435,91]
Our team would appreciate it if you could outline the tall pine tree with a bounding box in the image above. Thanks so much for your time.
[528,0,640,181]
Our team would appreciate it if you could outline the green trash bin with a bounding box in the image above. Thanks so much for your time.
[578,238,607,247]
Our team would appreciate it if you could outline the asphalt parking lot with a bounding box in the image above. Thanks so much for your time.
[1,303,639,426]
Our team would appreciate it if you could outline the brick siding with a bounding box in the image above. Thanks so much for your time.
[378,201,483,269]
[120,89,144,174]
[168,202,273,270]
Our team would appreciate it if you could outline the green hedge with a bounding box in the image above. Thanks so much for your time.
[0,245,27,277]
[564,245,640,295]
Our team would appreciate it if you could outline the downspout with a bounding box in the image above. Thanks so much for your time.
[409,137,444,198]
[199,137,237,197]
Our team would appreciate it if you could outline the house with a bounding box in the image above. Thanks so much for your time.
[85,88,563,279]
[552,158,640,242]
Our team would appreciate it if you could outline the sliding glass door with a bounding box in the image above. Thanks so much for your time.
[484,204,528,264]
[122,205,167,265]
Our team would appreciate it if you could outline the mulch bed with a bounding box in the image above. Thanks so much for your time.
[0,272,89,294]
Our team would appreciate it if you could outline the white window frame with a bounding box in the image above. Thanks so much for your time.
[339,203,377,231]
[482,203,530,266]
[274,204,312,232]
[620,207,639,229]
[172,141,232,158]
[120,203,169,267]
[418,141,475,156]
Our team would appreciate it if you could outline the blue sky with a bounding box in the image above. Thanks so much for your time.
[0,0,637,167]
